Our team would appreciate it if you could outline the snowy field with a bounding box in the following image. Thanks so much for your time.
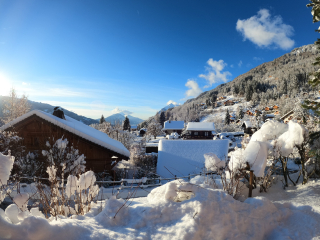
[1,174,320,240]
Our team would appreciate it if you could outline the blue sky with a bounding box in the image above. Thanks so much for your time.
[0,0,318,120]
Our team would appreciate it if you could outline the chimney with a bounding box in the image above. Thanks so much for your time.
[53,107,66,120]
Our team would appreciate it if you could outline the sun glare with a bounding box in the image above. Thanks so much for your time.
[0,73,14,96]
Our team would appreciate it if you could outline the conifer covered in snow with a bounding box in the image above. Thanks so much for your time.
[225,108,231,125]
[123,116,131,131]
[99,114,106,124]
[159,111,166,127]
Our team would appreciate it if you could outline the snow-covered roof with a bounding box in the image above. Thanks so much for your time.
[186,122,215,131]
[242,121,253,128]
[157,140,229,178]
[0,110,130,157]
[162,121,185,130]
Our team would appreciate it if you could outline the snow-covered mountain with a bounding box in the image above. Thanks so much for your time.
[159,102,180,113]
[103,113,144,126]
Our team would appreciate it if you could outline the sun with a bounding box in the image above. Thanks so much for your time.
[0,73,14,96]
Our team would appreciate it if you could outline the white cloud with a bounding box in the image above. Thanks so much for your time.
[230,64,234,68]
[166,100,178,105]
[22,82,29,85]
[199,59,231,88]
[111,107,133,116]
[253,57,262,61]
[185,79,202,98]
[238,60,243,67]
[236,9,294,50]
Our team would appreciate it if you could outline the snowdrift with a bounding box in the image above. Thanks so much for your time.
[0,180,296,240]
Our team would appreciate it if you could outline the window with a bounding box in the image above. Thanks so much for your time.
[205,132,209,137]
[194,132,198,135]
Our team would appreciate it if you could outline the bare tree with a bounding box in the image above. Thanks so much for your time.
[1,88,31,124]
[146,119,163,139]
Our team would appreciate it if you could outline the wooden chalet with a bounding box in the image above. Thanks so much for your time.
[241,121,257,135]
[139,128,147,136]
[224,100,235,106]
[182,122,215,140]
[254,110,262,116]
[217,96,227,101]
[280,110,294,123]
[0,110,130,174]
[265,106,273,111]
[246,110,254,116]
[162,120,184,135]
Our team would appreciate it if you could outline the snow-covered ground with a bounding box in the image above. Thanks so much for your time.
[1,174,320,240]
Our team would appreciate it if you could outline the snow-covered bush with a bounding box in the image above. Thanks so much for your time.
[42,137,86,176]
[166,132,180,139]
[37,165,100,218]
[0,151,15,203]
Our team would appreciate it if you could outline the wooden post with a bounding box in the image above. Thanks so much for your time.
[248,170,253,198]
[175,175,177,180]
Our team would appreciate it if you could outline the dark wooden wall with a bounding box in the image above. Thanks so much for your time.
[184,131,212,139]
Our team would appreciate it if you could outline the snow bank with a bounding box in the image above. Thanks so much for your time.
[2,179,320,239]
[157,140,229,178]
[0,180,293,239]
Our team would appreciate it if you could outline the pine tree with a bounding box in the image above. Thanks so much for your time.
[123,116,131,131]
[237,106,244,120]
[225,109,231,125]
[159,111,166,127]
[99,115,106,124]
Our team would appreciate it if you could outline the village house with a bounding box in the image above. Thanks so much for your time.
[265,106,273,111]
[0,109,130,174]
[241,121,257,135]
[217,96,227,101]
[223,100,235,106]
[182,122,215,139]
[246,110,254,116]
[280,110,294,123]
[162,120,185,135]
[139,128,147,136]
